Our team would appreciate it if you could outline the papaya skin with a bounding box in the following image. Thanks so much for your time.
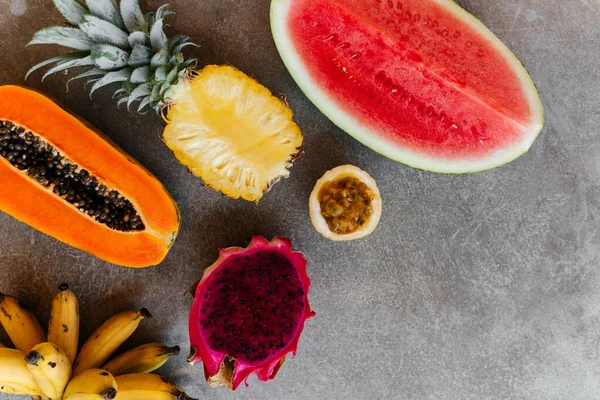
[0,85,180,268]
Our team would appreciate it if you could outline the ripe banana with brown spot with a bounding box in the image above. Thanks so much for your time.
[114,374,196,400]
[103,343,180,376]
[73,308,152,375]
[63,369,117,400]
[0,293,46,353]
[0,348,43,396]
[25,342,72,399]
[48,283,80,363]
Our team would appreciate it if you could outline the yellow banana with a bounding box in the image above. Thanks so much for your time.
[0,293,46,353]
[30,396,50,400]
[0,348,43,396]
[25,342,72,399]
[48,283,80,364]
[114,374,196,400]
[63,369,117,400]
[73,308,151,375]
[103,343,180,376]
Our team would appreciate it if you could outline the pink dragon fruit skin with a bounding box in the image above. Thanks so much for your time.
[188,236,315,390]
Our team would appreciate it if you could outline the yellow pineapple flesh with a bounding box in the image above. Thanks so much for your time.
[163,65,303,201]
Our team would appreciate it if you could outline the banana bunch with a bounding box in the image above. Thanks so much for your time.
[0,285,195,400]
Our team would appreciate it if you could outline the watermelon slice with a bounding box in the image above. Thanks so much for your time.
[271,0,544,173]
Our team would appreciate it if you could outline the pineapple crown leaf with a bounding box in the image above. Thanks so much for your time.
[79,14,129,47]
[156,82,167,97]
[42,56,95,81]
[161,85,175,101]
[28,26,92,50]
[87,0,124,29]
[90,44,129,70]
[90,69,132,96]
[165,67,178,85]
[136,96,152,114]
[128,31,148,47]
[85,78,101,90]
[169,53,185,67]
[172,40,198,54]
[52,0,87,25]
[168,34,187,49]
[116,96,129,108]
[127,83,152,110]
[183,58,198,69]
[130,66,151,83]
[25,51,89,80]
[154,5,176,21]
[113,87,128,97]
[154,66,168,81]
[151,48,170,68]
[66,68,105,90]
[28,0,197,114]
[120,0,147,32]
[127,43,153,67]
[149,18,168,51]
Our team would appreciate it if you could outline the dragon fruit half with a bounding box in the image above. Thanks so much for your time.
[188,236,315,390]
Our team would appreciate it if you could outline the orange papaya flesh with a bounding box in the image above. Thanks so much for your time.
[0,85,180,268]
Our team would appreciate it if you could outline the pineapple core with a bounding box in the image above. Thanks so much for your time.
[163,66,303,201]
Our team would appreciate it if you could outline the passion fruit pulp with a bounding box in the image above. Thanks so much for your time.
[309,165,382,241]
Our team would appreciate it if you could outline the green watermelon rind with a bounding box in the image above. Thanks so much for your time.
[270,0,544,173]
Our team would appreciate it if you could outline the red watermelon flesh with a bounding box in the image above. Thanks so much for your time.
[271,0,544,172]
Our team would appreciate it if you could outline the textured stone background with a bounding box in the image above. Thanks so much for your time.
[1,0,599,399]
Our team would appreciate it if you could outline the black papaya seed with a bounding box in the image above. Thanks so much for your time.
[0,119,144,232]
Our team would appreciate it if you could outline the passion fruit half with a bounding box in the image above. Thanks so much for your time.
[309,165,382,241]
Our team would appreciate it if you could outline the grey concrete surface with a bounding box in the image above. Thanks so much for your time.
[0,0,598,399]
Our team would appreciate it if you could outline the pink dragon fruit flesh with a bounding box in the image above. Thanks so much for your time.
[188,236,315,390]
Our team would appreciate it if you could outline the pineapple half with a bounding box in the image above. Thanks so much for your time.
[27,0,302,201]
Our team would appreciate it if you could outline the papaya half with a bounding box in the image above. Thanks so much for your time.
[0,85,180,268]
